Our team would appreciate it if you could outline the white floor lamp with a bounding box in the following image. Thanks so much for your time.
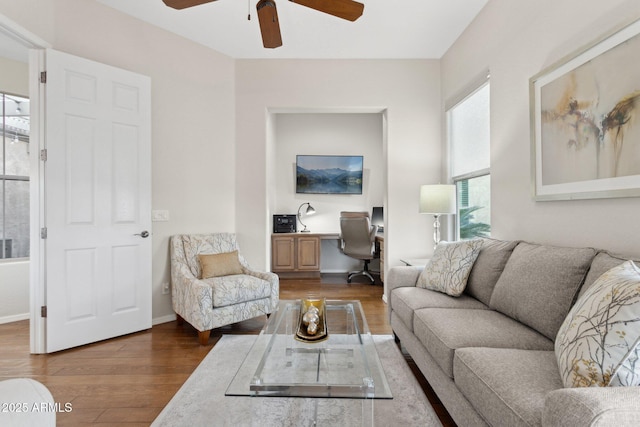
[419,184,457,249]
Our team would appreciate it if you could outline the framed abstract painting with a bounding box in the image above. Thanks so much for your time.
[530,18,640,200]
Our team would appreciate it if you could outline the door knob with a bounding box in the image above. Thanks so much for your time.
[134,231,150,238]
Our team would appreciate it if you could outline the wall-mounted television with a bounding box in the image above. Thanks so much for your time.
[296,155,363,194]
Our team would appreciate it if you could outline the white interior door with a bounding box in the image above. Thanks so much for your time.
[44,49,152,353]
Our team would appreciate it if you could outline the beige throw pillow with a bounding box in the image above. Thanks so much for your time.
[555,260,640,387]
[198,251,243,279]
[417,240,483,297]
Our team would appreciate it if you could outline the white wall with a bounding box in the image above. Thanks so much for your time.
[442,0,640,258]
[0,261,29,323]
[236,60,442,291]
[0,0,237,322]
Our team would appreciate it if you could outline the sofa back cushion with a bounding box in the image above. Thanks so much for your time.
[489,242,596,340]
[464,238,519,305]
[579,251,640,299]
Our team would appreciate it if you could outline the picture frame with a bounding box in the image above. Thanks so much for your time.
[296,155,363,194]
[530,18,640,201]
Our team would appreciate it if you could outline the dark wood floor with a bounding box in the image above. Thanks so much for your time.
[0,275,455,426]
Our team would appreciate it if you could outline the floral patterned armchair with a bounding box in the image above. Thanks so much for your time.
[170,233,279,344]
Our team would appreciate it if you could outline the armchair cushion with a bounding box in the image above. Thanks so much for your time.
[205,274,272,308]
[199,251,243,279]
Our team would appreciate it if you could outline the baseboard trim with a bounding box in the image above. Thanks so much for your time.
[152,313,177,326]
[2,312,179,326]
[0,312,29,324]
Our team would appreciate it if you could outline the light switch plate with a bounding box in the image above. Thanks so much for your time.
[152,210,170,222]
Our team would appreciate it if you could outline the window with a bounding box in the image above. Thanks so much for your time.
[1,93,30,259]
[447,79,490,240]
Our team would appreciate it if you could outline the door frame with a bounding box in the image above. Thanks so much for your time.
[0,13,51,353]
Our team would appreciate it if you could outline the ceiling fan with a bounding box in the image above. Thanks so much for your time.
[162,0,364,49]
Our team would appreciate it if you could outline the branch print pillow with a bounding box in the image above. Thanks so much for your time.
[417,240,483,297]
[555,260,640,387]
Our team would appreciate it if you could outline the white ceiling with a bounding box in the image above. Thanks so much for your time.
[96,0,488,59]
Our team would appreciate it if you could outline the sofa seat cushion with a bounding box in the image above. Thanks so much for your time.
[391,287,489,332]
[454,347,562,427]
[489,242,596,340]
[413,308,554,378]
[204,274,271,308]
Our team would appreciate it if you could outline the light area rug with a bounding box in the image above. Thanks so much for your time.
[152,335,442,427]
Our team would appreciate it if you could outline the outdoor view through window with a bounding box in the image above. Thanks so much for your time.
[1,93,30,259]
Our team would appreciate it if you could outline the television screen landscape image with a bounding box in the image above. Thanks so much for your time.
[296,155,363,194]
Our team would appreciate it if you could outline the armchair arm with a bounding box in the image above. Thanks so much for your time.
[238,255,280,312]
[170,259,214,331]
[543,387,640,427]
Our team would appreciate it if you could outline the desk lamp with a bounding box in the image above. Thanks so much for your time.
[419,185,456,249]
[297,202,316,232]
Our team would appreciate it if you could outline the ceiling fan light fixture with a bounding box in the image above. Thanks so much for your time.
[257,0,283,49]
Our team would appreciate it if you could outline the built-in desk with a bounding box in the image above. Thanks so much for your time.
[271,233,339,279]
[271,232,384,282]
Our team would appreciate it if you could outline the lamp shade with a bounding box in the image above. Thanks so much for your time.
[419,184,457,215]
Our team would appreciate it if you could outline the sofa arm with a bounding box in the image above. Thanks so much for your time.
[386,266,422,317]
[386,266,421,293]
[543,387,640,427]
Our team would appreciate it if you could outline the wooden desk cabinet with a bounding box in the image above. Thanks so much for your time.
[271,234,321,278]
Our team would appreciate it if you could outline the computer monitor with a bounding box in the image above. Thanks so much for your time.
[371,206,384,232]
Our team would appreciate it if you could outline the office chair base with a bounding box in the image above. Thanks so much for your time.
[348,270,375,284]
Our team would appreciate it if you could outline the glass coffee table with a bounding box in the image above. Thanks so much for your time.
[226,299,392,399]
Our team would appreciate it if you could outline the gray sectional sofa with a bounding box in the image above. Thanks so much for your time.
[387,239,640,427]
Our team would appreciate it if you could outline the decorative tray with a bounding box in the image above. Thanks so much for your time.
[295,298,328,343]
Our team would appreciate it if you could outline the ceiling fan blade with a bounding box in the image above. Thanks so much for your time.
[162,0,217,10]
[257,0,283,49]
[289,0,364,21]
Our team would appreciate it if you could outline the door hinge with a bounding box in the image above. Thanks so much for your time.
[40,71,47,84]
[40,149,47,162]
[40,227,47,239]
[41,306,47,318]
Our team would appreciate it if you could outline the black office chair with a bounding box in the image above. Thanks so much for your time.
[339,212,379,284]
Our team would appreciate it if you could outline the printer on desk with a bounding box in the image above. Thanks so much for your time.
[273,214,297,233]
